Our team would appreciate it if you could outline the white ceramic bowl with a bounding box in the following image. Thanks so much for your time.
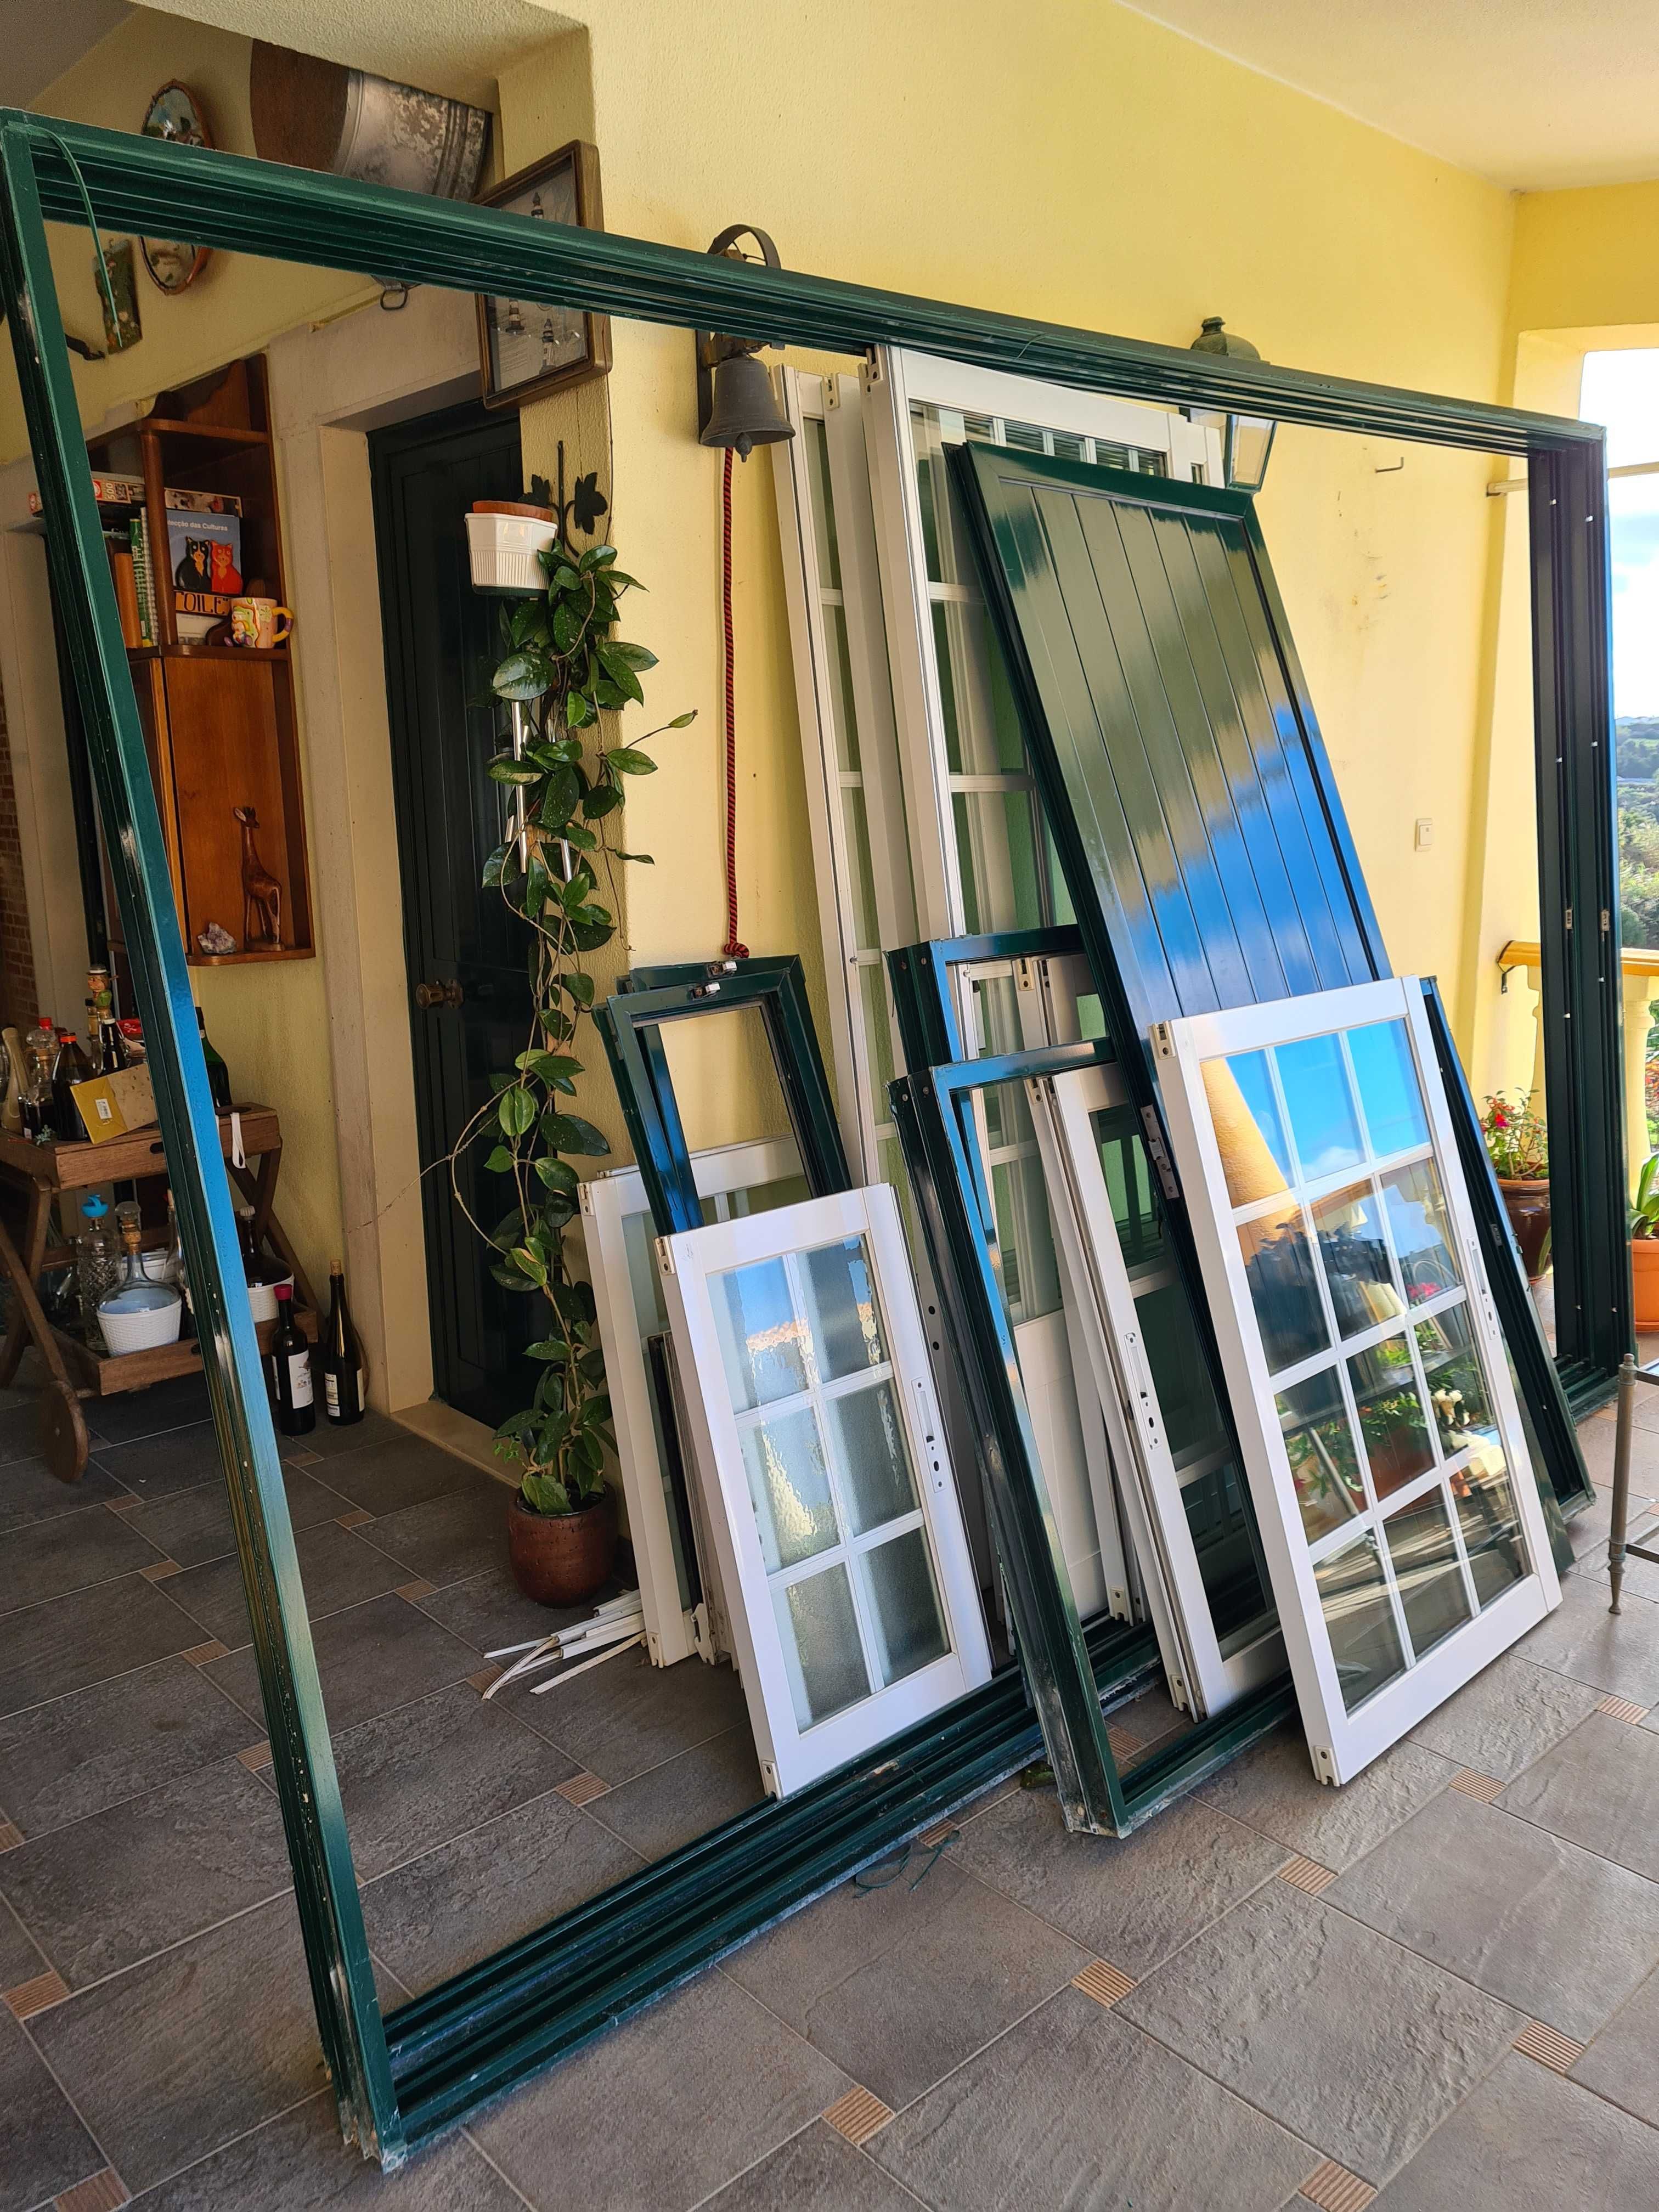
[99,1296,183,1355]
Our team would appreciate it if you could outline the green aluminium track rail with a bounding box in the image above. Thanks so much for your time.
[0,105,1615,2158]
[891,1038,1296,1833]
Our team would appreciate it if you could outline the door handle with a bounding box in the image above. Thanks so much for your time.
[414,979,465,1011]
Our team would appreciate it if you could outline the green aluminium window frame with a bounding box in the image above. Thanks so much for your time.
[890,1041,1296,1832]
[595,955,851,1233]
[0,109,1619,2160]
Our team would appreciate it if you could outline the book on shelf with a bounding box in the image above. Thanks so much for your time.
[29,479,244,518]
[127,516,156,647]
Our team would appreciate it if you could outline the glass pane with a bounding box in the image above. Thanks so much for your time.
[825,1380,917,1534]
[825,605,861,774]
[1312,1182,1406,1340]
[990,1153,1062,1323]
[1181,1457,1275,1652]
[858,962,896,1109]
[1275,1033,1364,1179]
[1238,1201,1329,1372]
[840,784,879,947]
[1383,1488,1471,1660]
[721,1172,814,1222]
[1414,1302,1498,1457]
[861,1527,950,1686]
[1453,1452,1528,1610]
[1092,1106,1166,1273]
[953,787,1045,934]
[1347,1335,1435,1499]
[1204,1051,1291,1204]
[1138,1280,1223,1460]
[1277,1368,1365,1542]
[1315,1531,1407,1712]
[910,407,944,585]
[742,1408,838,1571]
[932,600,1024,776]
[715,1257,808,1410]
[803,1237,885,1381]
[981,1071,1036,1153]
[1381,1159,1461,1305]
[778,1564,869,1730]
[1347,1019,1427,1157]
[970,974,1025,1061]
[803,415,840,589]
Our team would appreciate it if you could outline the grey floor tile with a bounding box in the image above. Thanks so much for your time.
[359,1788,641,1993]
[29,1894,328,2196]
[1370,2049,1659,2210]
[1570,1962,1659,2125]
[472,1968,851,2212]
[89,1419,234,1500]
[498,1647,748,1784]
[1514,1572,1659,1703]
[1406,1650,1602,1781]
[354,1479,509,1590]
[1575,1527,1659,1604]
[706,2121,921,2211]
[1500,1710,1659,1878]
[127,2091,526,2208]
[873,1985,1317,2212]
[1575,1408,1659,1485]
[276,1407,404,1463]
[1119,1881,1522,2183]
[588,1725,764,1862]
[0,1449,130,1535]
[1198,1720,1455,1870]
[956,1780,1285,1978]
[0,1654,258,1838]
[0,1398,48,1465]
[0,1573,199,1718]
[300,1434,479,1518]
[322,1680,577,1881]
[165,1520,408,1651]
[203,1593,479,1735]
[413,1565,592,1656]
[0,2003,104,2212]
[0,1894,47,1992]
[1329,1785,1659,2042]
[1562,1479,1658,1552]
[83,1374,212,1447]
[1,1500,166,1613]
[0,1758,293,1989]
[123,1463,348,1571]
[724,1853,1088,2111]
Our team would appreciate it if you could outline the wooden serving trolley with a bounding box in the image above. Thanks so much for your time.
[0,1104,318,1480]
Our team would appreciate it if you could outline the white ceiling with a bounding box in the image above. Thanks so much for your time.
[0,0,129,109]
[1122,0,1659,190]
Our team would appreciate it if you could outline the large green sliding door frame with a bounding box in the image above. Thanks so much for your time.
[0,109,1616,2158]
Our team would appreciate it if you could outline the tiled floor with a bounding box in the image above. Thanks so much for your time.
[7,1369,1659,2210]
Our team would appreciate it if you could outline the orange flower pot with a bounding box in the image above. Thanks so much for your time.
[1632,1238,1659,1334]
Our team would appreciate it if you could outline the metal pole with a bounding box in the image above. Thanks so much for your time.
[1610,1353,1635,1613]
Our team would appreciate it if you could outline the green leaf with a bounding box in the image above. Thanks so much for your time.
[525,1337,571,1361]
[608,640,658,673]
[665,710,697,729]
[520,1472,572,1516]
[560,819,597,852]
[498,1086,535,1137]
[490,1263,541,1292]
[581,784,623,820]
[561,971,596,1007]
[550,563,580,593]
[581,543,619,569]
[481,843,508,887]
[537,1158,579,1193]
[565,691,595,729]
[616,852,654,866]
[525,1052,582,1087]
[488,758,540,785]
[551,597,580,654]
[595,640,646,704]
[492,653,548,702]
[604,747,658,777]
[544,1112,611,1156]
[483,1144,515,1172]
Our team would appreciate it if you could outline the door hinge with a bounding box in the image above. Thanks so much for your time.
[1565,907,1573,930]
[654,1235,676,1277]
[1601,907,1612,933]
[1139,1104,1180,1201]
[1015,957,1036,993]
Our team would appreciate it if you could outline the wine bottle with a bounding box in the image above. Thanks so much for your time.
[322,1260,365,1425]
[50,1029,95,1143]
[269,1281,315,1435]
[196,1006,233,1114]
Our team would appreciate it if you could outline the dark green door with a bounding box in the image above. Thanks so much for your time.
[370,402,534,1427]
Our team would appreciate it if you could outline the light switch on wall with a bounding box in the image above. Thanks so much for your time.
[1414,817,1434,851]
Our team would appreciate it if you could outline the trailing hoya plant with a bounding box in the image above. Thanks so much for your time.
[461,539,693,1515]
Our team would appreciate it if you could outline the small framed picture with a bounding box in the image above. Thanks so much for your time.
[475,141,611,409]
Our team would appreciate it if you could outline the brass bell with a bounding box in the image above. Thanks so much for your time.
[699,347,794,459]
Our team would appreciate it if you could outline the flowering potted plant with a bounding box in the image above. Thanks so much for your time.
[1481,1091,1550,1282]
[1630,1153,1659,1331]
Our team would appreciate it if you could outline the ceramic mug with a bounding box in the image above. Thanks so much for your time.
[230,596,294,650]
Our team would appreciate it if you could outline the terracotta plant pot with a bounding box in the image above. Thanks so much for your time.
[1633,1238,1659,1333]
[506,1490,616,1607]
[1497,1176,1551,1282]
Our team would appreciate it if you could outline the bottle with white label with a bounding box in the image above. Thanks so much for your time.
[270,1280,315,1435]
[322,1259,365,1424]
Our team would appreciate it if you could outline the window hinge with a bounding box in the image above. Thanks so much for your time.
[863,345,884,385]
[655,1235,676,1277]
[1601,907,1612,933]
[1139,1104,1180,1201]
[1015,957,1036,993]
[1565,907,1573,930]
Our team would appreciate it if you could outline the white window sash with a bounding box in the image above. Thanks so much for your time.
[656,1184,993,1797]
[1150,977,1561,1783]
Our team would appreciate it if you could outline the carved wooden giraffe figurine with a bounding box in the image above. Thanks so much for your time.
[234,806,282,949]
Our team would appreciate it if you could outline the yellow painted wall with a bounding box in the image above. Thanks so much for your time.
[10,0,1543,1332]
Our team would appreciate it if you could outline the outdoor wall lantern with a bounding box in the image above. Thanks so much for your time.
[696,224,796,457]
[1186,314,1277,493]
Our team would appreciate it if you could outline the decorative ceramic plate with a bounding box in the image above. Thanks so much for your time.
[140,81,212,294]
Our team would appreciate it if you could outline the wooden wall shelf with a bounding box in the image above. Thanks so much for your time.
[76,356,313,974]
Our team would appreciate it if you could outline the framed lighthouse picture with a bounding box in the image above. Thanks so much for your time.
[475,139,612,408]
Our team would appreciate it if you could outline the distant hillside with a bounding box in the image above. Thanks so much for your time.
[1618,717,1659,781]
